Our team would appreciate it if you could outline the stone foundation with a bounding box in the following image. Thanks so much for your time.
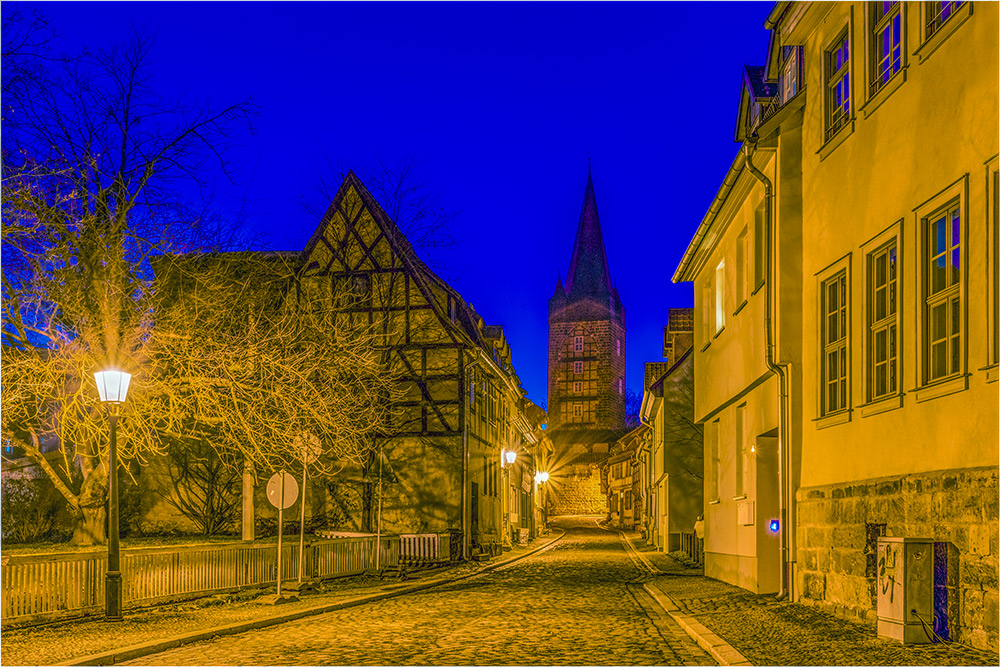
[796,466,998,652]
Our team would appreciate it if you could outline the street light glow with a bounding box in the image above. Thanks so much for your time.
[535,471,549,484]
[94,369,132,404]
[504,450,517,465]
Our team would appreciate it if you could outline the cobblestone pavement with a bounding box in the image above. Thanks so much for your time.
[122,517,713,666]
[630,533,997,666]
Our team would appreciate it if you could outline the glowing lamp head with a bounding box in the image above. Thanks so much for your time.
[768,519,780,534]
[504,450,517,465]
[94,370,132,405]
[535,471,549,484]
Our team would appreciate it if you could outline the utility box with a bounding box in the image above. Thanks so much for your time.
[876,537,934,643]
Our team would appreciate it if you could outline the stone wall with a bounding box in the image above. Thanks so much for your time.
[549,466,607,516]
[796,466,998,652]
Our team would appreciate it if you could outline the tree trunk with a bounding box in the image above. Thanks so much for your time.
[70,467,108,545]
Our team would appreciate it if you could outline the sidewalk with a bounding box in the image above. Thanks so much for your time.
[624,531,996,666]
[0,533,563,667]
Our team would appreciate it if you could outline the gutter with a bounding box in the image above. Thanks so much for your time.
[743,138,793,601]
[462,354,482,562]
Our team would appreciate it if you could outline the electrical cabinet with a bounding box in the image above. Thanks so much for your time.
[876,537,934,643]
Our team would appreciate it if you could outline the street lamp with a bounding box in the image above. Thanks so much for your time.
[504,450,517,466]
[94,369,131,622]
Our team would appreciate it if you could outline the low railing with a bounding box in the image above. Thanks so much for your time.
[1,534,400,627]
[679,532,704,565]
[399,533,451,564]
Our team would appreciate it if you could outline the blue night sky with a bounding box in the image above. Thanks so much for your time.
[12,1,771,408]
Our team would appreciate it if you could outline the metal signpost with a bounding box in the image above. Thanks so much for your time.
[295,433,320,587]
[265,470,298,603]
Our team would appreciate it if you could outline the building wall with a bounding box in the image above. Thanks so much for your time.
[786,1,999,650]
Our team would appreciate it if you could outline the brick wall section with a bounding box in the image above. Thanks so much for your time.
[547,318,626,431]
[795,466,998,652]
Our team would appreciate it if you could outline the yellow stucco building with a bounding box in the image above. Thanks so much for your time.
[676,0,998,650]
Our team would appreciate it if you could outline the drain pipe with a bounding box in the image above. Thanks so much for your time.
[744,137,793,600]
[462,354,482,562]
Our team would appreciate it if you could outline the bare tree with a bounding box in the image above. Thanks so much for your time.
[1,31,256,544]
[625,387,642,429]
[159,437,242,536]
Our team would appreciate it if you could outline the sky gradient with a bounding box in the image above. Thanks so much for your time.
[13,1,772,408]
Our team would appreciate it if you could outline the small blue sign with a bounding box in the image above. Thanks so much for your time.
[769,519,780,533]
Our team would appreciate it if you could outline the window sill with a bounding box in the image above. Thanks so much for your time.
[861,67,907,120]
[818,120,855,162]
[732,495,748,502]
[912,374,969,403]
[733,299,749,317]
[701,341,712,353]
[859,393,904,418]
[708,499,721,506]
[981,364,998,383]
[713,326,726,340]
[915,3,974,65]
[814,409,852,430]
[752,281,766,297]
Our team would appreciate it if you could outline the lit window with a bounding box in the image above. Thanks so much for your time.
[868,241,899,400]
[573,404,582,417]
[573,361,583,374]
[924,202,962,382]
[925,1,964,40]
[821,271,849,414]
[714,260,726,334]
[736,227,748,306]
[573,381,582,393]
[618,378,623,395]
[574,336,583,353]
[616,339,621,356]
[870,2,902,96]
[825,28,851,140]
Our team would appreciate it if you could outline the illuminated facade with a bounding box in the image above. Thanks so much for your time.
[676,0,998,650]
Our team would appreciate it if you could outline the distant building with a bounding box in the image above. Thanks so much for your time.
[601,425,648,530]
[547,169,627,515]
[640,313,702,554]
[675,0,999,651]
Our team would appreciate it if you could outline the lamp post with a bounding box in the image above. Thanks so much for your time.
[94,369,132,622]
[534,471,549,532]
[501,450,518,547]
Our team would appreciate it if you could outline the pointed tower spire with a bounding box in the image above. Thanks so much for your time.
[564,170,612,302]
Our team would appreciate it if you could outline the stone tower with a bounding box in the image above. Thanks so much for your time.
[547,170,627,432]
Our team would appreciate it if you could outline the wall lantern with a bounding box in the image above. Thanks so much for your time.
[504,450,517,466]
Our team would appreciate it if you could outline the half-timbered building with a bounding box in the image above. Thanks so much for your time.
[300,172,538,558]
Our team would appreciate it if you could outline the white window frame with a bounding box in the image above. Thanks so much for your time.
[573,361,583,375]
[868,1,903,98]
[860,221,904,416]
[825,26,852,141]
[574,335,584,353]
[913,176,969,402]
[815,254,853,428]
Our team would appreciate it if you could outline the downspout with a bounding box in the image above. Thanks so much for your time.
[744,137,793,600]
[462,354,482,562]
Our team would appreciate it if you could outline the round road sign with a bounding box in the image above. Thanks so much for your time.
[266,471,299,510]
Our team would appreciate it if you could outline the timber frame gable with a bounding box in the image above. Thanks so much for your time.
[296,172,525,438]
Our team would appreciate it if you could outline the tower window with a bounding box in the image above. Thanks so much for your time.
[616,339,621,356]
[618,378,623,395]
[574,361,583,374]
[574,381,582,393]
[574,404,582,417]
[574,336,584,352]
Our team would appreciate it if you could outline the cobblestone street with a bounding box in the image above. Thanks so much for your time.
[121,517,712,666]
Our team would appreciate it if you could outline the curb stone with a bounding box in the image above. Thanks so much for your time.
[620,531,752,667]
[53,531,566,667]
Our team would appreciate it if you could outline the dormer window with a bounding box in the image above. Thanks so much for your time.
[781,46,803,103]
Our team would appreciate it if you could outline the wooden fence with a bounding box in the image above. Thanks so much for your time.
[399,533,451,564]
[1,535,399,627]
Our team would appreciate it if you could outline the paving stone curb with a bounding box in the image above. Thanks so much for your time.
[619,532,751,667]
[53,531,566,667]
